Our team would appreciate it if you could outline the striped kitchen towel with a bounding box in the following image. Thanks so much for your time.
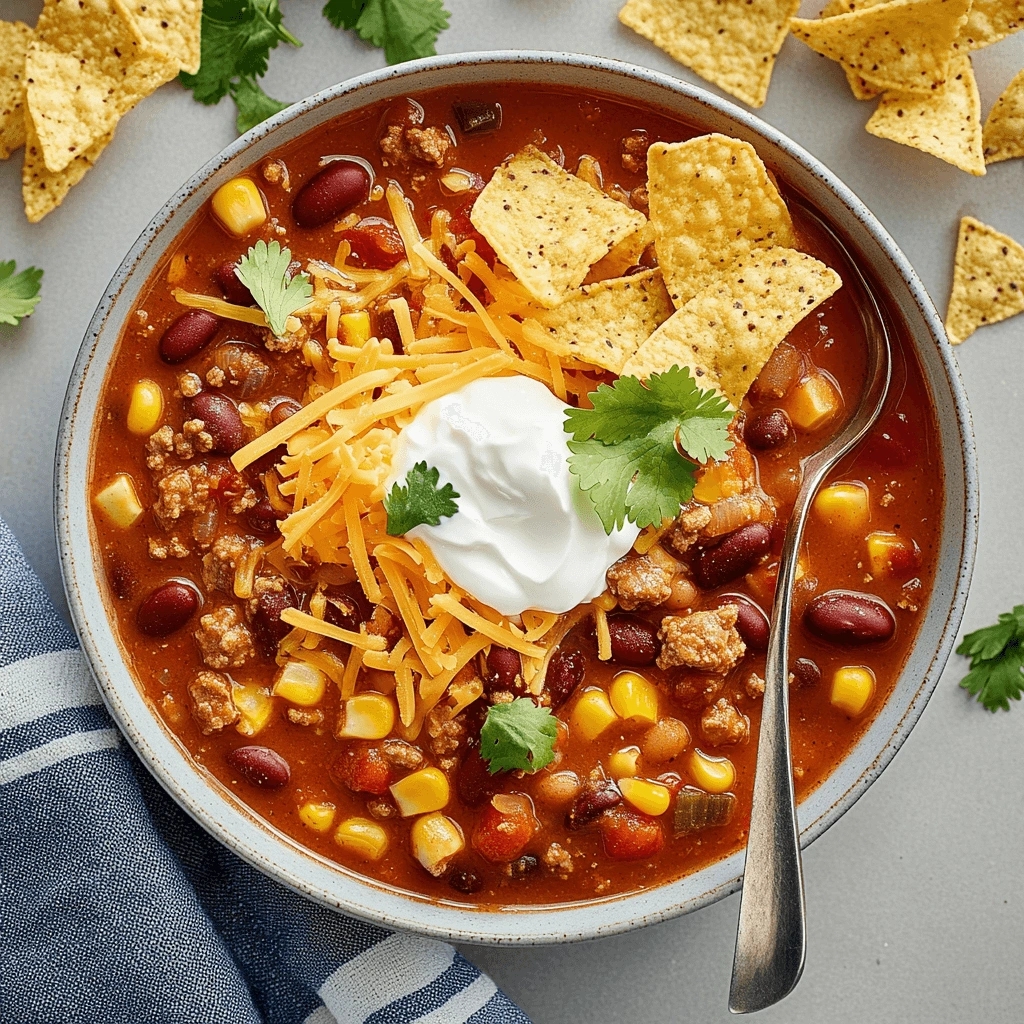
[0,518,529,1024]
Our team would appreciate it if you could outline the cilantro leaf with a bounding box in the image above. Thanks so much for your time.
[235,241,312,336]
[326,0,450,64]
[479,698,558,775]
[323,0,366,30]
[564,366,735,534]
[956,606,1024,711]
[231,77,289,133]
[180,0,300,107]
[0,261,43,327]
[384,462,460,536]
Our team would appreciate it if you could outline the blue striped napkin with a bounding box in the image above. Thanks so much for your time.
[0,518,529,1024]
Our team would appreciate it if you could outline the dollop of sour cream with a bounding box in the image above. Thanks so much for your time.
[388,376,639,617]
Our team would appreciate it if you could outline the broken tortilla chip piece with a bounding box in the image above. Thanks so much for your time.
[618,0,800,109]
[523,269,674,373]
[621,248,842,406]
[957,0,1024,49]
[470,145,646,308]
[865,55,985,175]
[647,134,796,309]
[819,0,883,99]
[982,68,1024,164]
[585,222,655,284]
[0,21,33,161]
[114,0,203,75]
[945,216,1024,344]
[790,0,972,96]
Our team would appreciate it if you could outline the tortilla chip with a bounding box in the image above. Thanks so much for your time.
[790,0,972,95]
[585,222,655,284]
[957,0,1024,49]
[647,134,796,309]
[819,0,883,98]
[114,0,203,75]
[945,216,1024,344]
[0,22,33,160]
[865,55,985,175]
[618,0,800,108]
[470,145,646,308]
[621,248,842,406]
[982,68,1024,164]
[524,270,674,373]
[22,113,114,223]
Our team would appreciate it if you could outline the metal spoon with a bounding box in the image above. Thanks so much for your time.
[728,217,892,1014]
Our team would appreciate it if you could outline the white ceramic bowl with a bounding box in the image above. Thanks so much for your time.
[55,51,978,945]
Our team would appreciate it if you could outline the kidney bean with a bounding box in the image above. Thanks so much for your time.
[246,495,284,536]
[324,582,373,633]
[721,596,770,651]
[375,308,402,350]
[108,554,138,601]
[340,218,406,270]
[456,746,501,807]
[745,408,792,450]
[136,581,198,636]
[159,309,221,364]
[213,261,254,306]
[250,582,297,657]
[486,646,522,691]
[449,868,483,894]
[804,590,896,644]
[606,614,659,666]
[544,648,586,709]
[185,393,245,455]
[696,522,772,589]
[292,160,371,229]
[568,775,621,829]
[791,657,822,689]
[226,745,291,788]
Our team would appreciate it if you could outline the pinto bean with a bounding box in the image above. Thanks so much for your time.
[486,646,522,691]
[696,522,772,589]
[745,409,792,450]
[226,745,290,788]
[804,590,896,644]
[159,310,221,364]
[185,393,245,455]
[136,581,198,636]
[544,648,585,709]
[292,160,371,228]
[606,614,659,666]
[213,261,255,306]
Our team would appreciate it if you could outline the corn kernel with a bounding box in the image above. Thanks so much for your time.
[609,672,659,723]
[619,777,672,816]
[608,747,640,780]
[94,474,144,529]
[273,660,326,707]
[813,482,869,531]
[787,374,841,431]
[233,683,274,736]
[693,460,745,503]
[865,532,904,576]
[341,311,372,347]
[334,817,389,860]
[126,379,164,436]
[570,688,618,741]
[831,666,875,717]
[338,693,395,739]
[211,177,266,237]
[690,749,736,794]
[410,813,464,876]
[299,801,336,833]
[390,767,450,817]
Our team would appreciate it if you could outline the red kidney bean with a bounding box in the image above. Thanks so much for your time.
[804,590,896,644]
[722,596,770,651]
[226,745,291,788]
[292,160,371,229]
[246,494,285,536]
[544,648,586,709]
[375,308,402,350]
[108,554,138,601]
[159,309,221,364]
[456,746,501,807]
[486,646,522,691]
[324,582,373,633]
[340,217,406,270]
[250,582,297,657]
[791,657,821,688]
[696,522,772,589]
[606,614,659,666]
[213,261,255,306]
[185,393,245,455]
[136,581,198,636]
[568,775,621,829]
[745,409,792,450]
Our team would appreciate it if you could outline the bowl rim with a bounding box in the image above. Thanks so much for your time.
[55,49,979,945]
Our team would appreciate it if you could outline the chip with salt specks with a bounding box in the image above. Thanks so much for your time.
[470,145,647,308]
[790,0,972,95]
[114,0,203,75]
[945,216,1024,344]
[621,247,843,406]
[957,0,1024,49]
[647,134,796,310]
[524,269,674,374]
[818,0,883,99]
[585,222,655,284]
[0,21,33,161]
[866,55,986,175]
[618,0,800,109]
[982,68,1024,165]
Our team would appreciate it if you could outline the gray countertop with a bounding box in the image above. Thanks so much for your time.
[2,1,1023,1020]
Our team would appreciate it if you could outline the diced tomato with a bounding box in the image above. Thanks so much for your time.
[334,745,391,795]
[472,795,536,863]
[449,193,496,265]
[340,217,406,270]
[599,806,665,861]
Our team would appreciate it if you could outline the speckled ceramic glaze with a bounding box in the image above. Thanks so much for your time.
[55,52,978,945]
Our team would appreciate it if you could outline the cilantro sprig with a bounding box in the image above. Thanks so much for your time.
[956,606,1024,711]
[384,462,460,536]
[231,77,290,135]
[324,0,451,64]
[564,366,735,534]
[235,241,312,336]
[0,261,43,328]
[479,699,558,775]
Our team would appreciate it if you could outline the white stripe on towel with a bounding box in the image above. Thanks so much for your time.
[319,932,455,1024]
[411,975,498,1023]
[0,728,119,786]
[0,648,100,731]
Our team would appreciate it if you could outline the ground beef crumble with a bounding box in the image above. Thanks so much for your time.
[188,670,239,734]
[667,503,713,554]
[701,697,750,746]
[606,547,678,610]
[657,606,746,674]
[202,532,254,595]
[194,604,256,669]
[542,842,574,877]
[425,706,466,771]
